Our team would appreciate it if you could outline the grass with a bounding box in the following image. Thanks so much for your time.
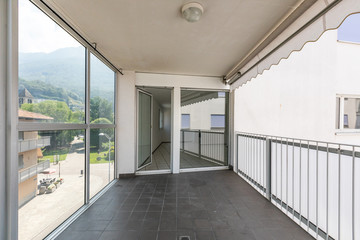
[39,148,69,163]
[90,148,114,164]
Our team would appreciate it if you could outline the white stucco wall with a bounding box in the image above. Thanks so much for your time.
[181,98,225,130]
[161,107,171,142]
[234,29,360,145]
[117,71,136,175]
[152,98,162,150]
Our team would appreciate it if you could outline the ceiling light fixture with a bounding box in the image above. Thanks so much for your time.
[181,2,203,23]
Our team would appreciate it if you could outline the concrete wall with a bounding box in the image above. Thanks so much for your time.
[18,178,36,207]
[234,29,360,145]
[21,149,38,169]
[181,97,225,130]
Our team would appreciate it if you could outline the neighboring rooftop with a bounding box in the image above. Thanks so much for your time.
[18,109,53,120]
[18,87,34,98]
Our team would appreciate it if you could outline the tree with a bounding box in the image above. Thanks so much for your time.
[90,118,113,149]
[21,100,77,149]
[90,96,113,122]
[69,110,85,123]
[21,100,71,122]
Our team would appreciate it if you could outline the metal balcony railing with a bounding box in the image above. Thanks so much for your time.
[180,129,227,164]
[236,132,360,240]
[18,160,50,183]
[18,136,51,153]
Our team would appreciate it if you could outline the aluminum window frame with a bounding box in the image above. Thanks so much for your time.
[15,0,119,239]
[335,94,360,134]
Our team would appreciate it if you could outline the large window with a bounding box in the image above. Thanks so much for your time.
[18,1,116,239]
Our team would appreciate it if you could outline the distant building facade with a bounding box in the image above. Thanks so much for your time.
[18,109,53,207]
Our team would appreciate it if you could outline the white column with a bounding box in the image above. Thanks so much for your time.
[0,1,7,238]
[171,87,181,174]
[116,71,136,175]
[229,90,237,172]
[1,0,19,239]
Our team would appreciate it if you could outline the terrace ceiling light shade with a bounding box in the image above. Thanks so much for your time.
[181,2,203,23]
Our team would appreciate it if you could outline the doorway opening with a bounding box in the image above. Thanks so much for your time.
[136,87,172,173]
[180,89,229,169]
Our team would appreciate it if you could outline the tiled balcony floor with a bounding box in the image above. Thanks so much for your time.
[56,171,313,240]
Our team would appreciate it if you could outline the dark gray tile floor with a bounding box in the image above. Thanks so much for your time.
[56,171,313,240]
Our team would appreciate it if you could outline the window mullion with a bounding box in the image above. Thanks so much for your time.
[339,97,345,130]
[85,47,91,204]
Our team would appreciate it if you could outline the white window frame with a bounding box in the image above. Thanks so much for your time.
[335,94,360,134]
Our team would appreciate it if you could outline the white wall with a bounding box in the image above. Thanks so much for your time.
[116,71,136,174]
[234,29,360,145]
[117,72,228,174]
[161,107,171,142]
[152,98,162,150]
[181,98,225,130]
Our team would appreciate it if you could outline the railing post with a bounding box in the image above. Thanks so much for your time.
[266,138,272,201]
[182,130,185,150]
[198,130,201,158]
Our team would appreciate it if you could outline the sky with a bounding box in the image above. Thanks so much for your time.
[19,0,80,53]
[338,13,360,43]
[19,0,360,53]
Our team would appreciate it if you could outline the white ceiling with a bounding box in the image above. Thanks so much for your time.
[45,0,303,77]
[140,87,172,107]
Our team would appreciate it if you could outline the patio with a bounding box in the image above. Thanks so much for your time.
[56,171,313,240]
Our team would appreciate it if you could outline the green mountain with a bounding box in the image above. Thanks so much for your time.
[19,47,115,103]
[19,78,83,109]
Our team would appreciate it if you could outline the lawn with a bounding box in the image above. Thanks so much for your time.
[39,148,69,163]
[90,149,114,164]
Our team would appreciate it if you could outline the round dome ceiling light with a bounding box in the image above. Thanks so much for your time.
[181,2,204,23]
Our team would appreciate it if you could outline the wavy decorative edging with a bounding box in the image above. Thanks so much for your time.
[232,10,360,90]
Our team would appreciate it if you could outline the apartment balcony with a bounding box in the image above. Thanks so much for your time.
[18,160,50,184]
[54,133,359,240]
[18,136,51,153]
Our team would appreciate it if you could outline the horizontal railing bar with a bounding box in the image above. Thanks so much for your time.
[181,129,224,134]
[18,123,116,131]
[236,131,360,149]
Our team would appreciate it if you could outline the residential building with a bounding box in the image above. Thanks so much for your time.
[18,110,52,207]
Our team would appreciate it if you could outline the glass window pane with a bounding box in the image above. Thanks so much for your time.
[18,0,85,123]
[181,114,190,129]
[343,98,360,129]
[90,128,115,198]
[211,114,225,129]
[90,54,115,124]
[18,130,85,240]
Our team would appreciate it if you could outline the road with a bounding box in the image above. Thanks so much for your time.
[18,138,115,240]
